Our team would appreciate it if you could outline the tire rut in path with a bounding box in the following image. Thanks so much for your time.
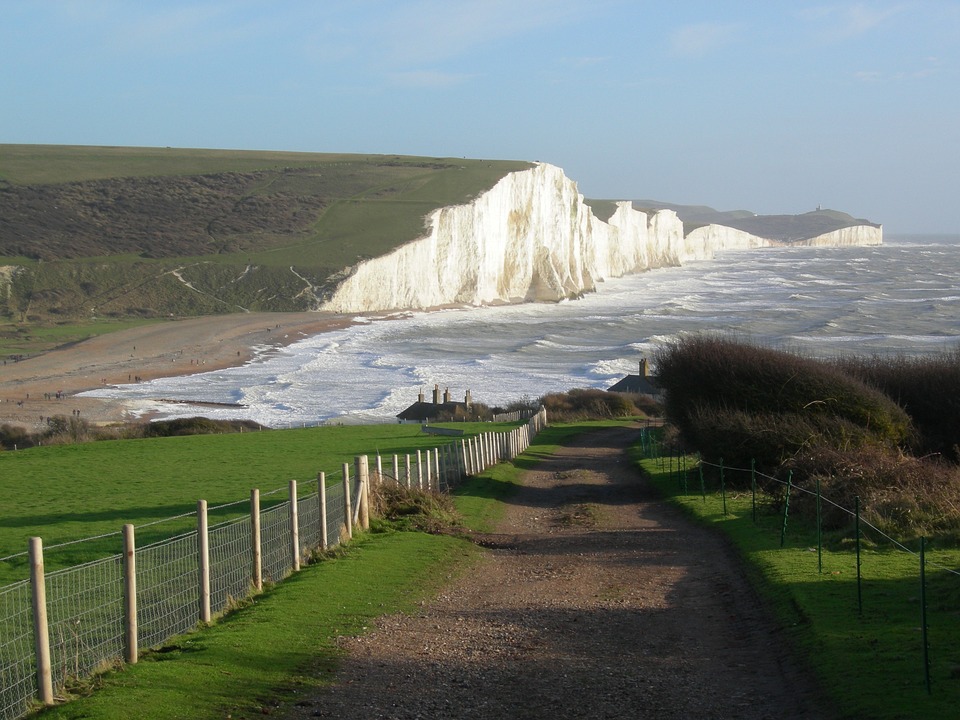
[281,425,829,719]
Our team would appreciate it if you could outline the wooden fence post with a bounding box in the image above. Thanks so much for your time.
[29,537,53,706]
[404,454,412,488]
[251,489,262,591]
[318,472,328,551]
[356,456,370,531]
[122,524,138,664]
[434,448,441,491]
[342,463,353,540]
[289,480,300,572]
[198,500,211,623]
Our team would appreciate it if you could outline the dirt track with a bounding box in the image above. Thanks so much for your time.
[280,425,830,719]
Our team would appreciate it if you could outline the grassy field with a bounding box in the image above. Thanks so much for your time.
[637,450,960,720]
[0,421,517,585]
[0,317,166,359]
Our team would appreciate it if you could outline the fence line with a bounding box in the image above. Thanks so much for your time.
[694,457,960,579]
[0,408,547,720]
[638,427,960,696]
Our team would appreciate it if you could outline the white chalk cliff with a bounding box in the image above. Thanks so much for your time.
[321,163,881,314]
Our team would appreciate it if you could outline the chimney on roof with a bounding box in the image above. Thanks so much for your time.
[465,389,472,408]
[418,388,424,403]
[433,384,440,404]
[443,387,451,403]
[639,358,649,377]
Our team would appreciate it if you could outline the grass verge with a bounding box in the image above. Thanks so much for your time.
[635,449,960,720]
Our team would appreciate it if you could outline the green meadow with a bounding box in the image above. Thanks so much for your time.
[0,145,533,331]
[0,422,513,585]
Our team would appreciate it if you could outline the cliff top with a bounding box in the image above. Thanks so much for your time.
[631,198,880,241]
[0,144,532,262]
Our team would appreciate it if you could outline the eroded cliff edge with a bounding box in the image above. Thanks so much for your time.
[321,163,881,314]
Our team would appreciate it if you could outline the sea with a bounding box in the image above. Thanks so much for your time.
[80,235,960,427]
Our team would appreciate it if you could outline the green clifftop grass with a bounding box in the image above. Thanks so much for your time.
[0,145,531,327]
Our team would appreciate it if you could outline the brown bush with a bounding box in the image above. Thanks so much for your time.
[654,336,913,470]
[538,388,655,422]
[786,444,960,539]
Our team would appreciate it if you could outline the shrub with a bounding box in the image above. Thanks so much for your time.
[835,349,960,461]
[786,444,960,540]
[138,417,263,437]
[538,388,654,422]
[654,336,913,468]
[369,482,461,534]
[0,423,33,450]
[43,414,92,444]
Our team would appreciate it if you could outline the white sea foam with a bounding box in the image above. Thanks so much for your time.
[80,240,960,426]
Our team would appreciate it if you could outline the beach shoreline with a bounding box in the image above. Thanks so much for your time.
[0,312,355,430]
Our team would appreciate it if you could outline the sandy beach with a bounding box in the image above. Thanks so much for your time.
[0,312,354,430]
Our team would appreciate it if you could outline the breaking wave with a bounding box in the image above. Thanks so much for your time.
[81,238,960,426]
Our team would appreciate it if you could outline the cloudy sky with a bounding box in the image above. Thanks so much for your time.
[2,1,958,234]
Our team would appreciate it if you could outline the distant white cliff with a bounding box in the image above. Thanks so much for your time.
[321,163,881,313]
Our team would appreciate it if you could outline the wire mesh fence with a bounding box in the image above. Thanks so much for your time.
[137,532,200,650]
[209,517,253,615]
[45,555,125,693]
[0,408,548,719]
[0,581,35,720]
[260,503,293,585]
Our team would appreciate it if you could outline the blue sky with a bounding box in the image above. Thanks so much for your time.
[2,1,958,234]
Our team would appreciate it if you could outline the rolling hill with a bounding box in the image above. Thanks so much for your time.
[0,145,531,322]
[633,198,880,241]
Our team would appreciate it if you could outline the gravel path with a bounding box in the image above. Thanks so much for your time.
[282,425,830,719]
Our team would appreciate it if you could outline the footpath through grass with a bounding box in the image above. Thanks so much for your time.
[636,450,960,720]
[27,421,610,719]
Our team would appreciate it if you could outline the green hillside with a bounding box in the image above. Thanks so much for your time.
[0,145,531,324]
[583,197,879,240]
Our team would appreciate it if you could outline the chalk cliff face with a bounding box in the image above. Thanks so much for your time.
[321,163,881,314]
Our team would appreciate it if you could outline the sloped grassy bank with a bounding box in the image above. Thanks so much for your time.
[637,451,960,720]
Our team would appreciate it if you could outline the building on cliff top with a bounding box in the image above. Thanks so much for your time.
[397,385,475,422]
[608,358,661,399]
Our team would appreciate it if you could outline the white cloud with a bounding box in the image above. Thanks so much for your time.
[799,2,907,40]
[374,0,587,66]
[668,22,740,58]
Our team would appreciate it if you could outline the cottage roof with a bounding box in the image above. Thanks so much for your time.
[608,358,660,396]
[396,400,468,421]
[607,374,660,395]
